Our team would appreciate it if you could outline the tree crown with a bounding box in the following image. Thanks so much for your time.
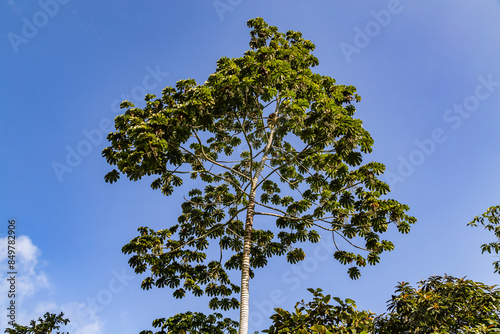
[103,16,415,319]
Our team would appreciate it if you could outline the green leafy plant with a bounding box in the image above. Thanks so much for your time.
[4,312,69,334]
[138,311,238,334]
[263,275,500,334]
[103,17,415,333]
[469,205,500,274]
[263,288,374,334]
[376,275,500,333]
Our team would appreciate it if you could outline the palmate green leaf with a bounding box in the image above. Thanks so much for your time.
[104,169,120,183]
[286,248,306,264]
[347,267,361,280]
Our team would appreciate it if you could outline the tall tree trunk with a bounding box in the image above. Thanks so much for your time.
[239,200,255,334]
[239,111,277,333]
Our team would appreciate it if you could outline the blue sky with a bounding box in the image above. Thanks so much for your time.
[1,1,500,333]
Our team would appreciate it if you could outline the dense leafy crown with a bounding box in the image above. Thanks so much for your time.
[263,288,374,334]
[138,312,238,334]
[263,275,500,334]
[5,312,69,334]
[376,275,500,333]
[103,17,415,311]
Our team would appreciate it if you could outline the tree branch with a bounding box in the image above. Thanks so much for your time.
[192,132,252,182]
[161,207,247,254]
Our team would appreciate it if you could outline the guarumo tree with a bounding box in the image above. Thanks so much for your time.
[102,17,416,334]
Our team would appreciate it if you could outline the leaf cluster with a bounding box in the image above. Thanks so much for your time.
[123,225,242,310]
[468,205,500,274]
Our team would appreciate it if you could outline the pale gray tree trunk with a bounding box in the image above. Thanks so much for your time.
[238,113,277,334]
[239,199,255,334]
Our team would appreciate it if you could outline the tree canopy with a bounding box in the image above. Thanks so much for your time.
[138,312,238,334]
[262,275,500,334]
[4,312,69,334]
[376,275,500,333]
[263,288,374,334]
[102,17,415,333]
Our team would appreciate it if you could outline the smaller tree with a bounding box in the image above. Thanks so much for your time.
[468,205,500,274]
[138,311,238,334]
[262,288,374,334]
[375,275,500,333]
[4,312,69,334]
[264,275,500,334]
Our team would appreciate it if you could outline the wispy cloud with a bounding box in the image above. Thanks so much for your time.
[1,236,104,333]
[0,236,49,301]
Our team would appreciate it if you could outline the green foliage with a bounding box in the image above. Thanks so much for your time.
[262,288,374,334]
[468,205,500,274]
[4,312,69,334]
[103,17,415,332]
[138,311,238,334]
[123,226,241,310]
[376,275,500,333]
[263,275,500,334]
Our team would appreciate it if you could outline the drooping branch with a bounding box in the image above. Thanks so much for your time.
[253,210,353,230]
[191,132,252,182]
[178,143,251,197]
[333,231,371,252]
[161,206,248,254]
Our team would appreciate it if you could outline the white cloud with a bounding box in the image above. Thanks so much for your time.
[0,236,104,333]
[0,236,50,301]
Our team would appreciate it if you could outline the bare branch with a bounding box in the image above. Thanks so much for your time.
[333,230,371,252]
[192,132,252,182]
[235,111,254,174]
